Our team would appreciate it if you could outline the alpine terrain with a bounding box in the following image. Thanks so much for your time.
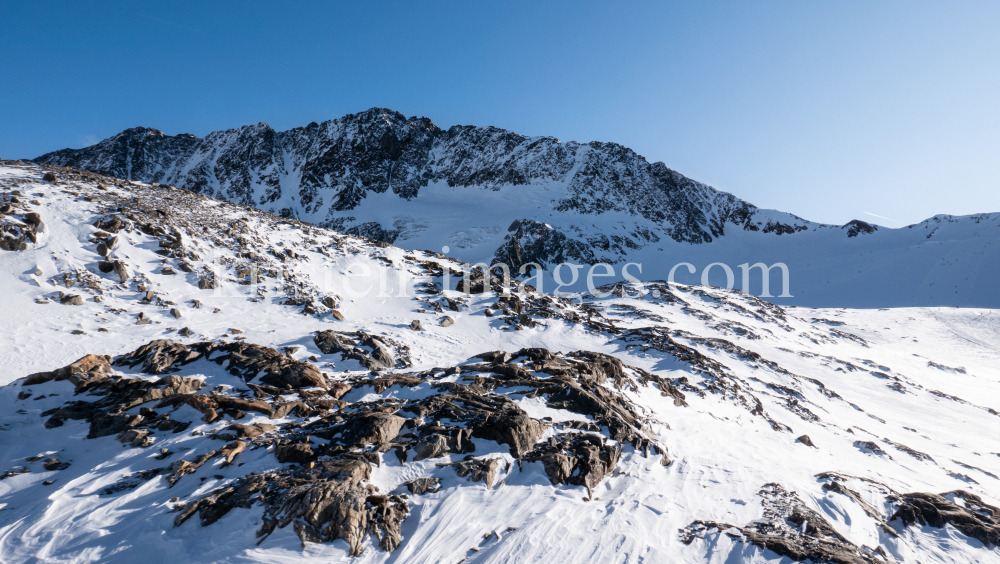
[0,161,998,564]
[33,108,1000,309]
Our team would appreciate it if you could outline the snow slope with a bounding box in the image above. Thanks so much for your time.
[0,162,998,564]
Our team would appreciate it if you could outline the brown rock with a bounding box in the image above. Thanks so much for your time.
[340,413,406,447]
[23,353,113,387]
[276,443,315,464]
[406,477,442,495]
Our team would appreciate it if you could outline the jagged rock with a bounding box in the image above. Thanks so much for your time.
[96,242,108,256]
[116,428,152,448]
[682,483,889,564]
[890,490,1000,547]
[178,327,193,337]
[340,413,406,447]
[23,353,113,387]
[438,457,502,489]
[23,339,673,558]
[406,477,442,495]
[226,422,276,439]
[276,443,315,464]
[136,312,151,325]
[259,360,325,390]
[540,453,575,485]
[526,433,621,497]
[409,319,422,331]
[198,276,216,290]
[161,266,176,275]
[470,402,545,459]
[89,413,144,439]
[115,339,328,390]
[412,429,475,461]
[441,316,454,327]
[98,260,114,273]
[170,308,182,319]
[313,330,407,371]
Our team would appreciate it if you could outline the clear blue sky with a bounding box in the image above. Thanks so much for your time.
[2,1,998,226]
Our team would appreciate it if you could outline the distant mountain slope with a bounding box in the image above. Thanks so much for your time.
[34,109,814,250]
[33,110,1000,309]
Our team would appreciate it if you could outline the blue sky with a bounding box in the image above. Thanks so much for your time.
[1,1,998,226]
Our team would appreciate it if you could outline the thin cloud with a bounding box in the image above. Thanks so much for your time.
[863,211,899,224]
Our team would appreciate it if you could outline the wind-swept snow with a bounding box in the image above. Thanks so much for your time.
[0,162,998,564]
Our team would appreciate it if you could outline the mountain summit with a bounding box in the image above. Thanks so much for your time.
[34,109,1000,308]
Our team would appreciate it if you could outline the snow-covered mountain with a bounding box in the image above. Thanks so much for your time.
[37,109,1000,310]
[1,162,998,563]
[34,108,799,246]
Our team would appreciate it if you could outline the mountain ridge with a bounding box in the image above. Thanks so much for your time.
[31,110,1000,309]
[34,107,816,245]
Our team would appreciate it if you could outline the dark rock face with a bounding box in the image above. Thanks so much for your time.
[114,339,328,390]
[21,339,673,557]
[313,330,411,371]
[34,108,814,259]
[890,490,1000,548]
[344,221,399,245]
[844,219,878,238]
[493,219,600,272]
[682,483,890,564]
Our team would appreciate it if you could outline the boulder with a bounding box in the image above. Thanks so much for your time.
[60,294,84,306]
[276,443,315,464]
[259,361,326,390]
[406,478,442,495]
[471,402,545,458]
[340,413,406,447]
